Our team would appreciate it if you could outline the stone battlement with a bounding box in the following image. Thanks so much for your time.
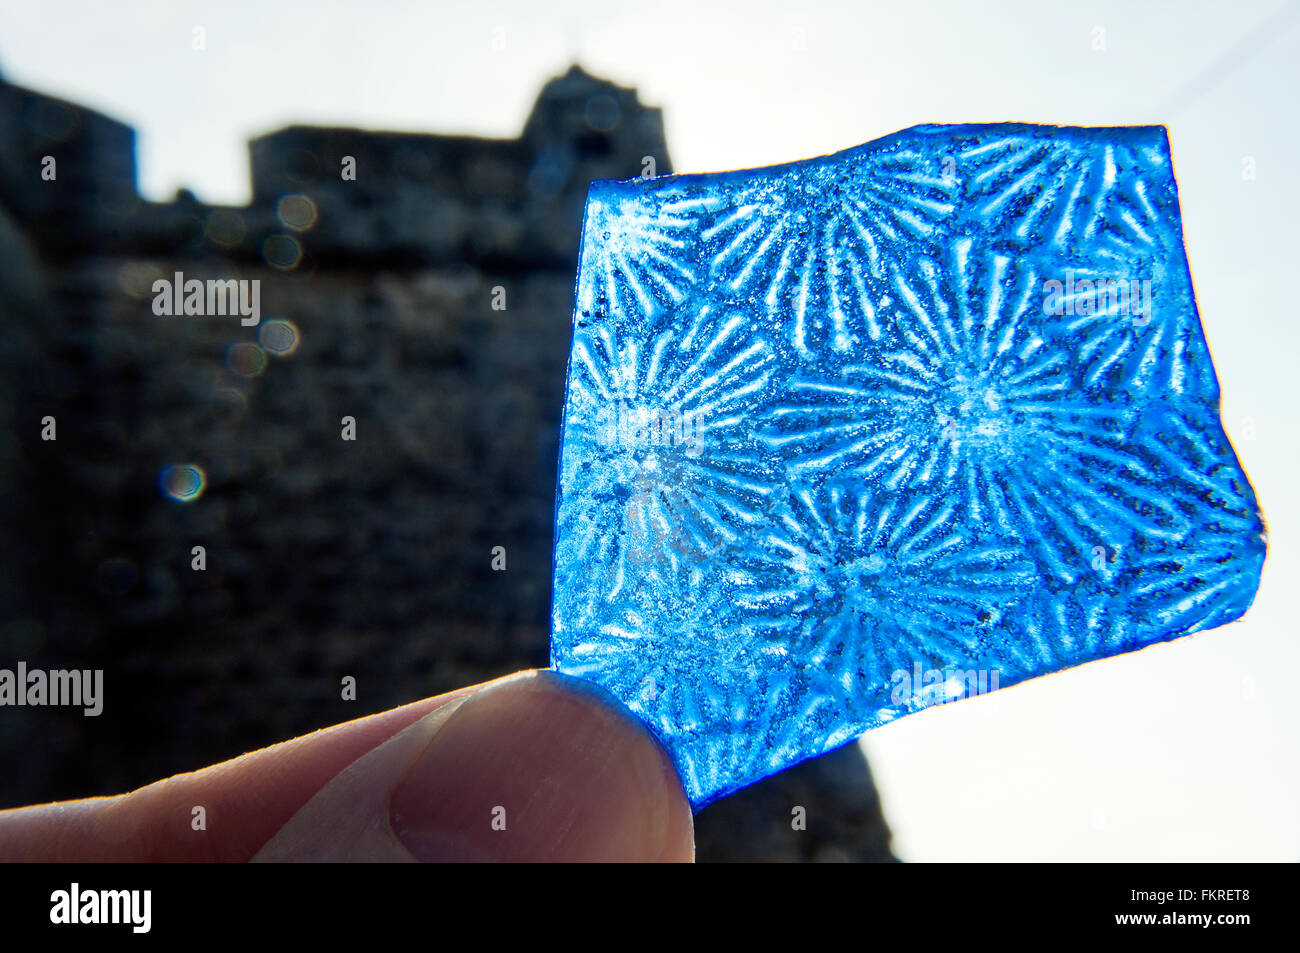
[1,64,670,266]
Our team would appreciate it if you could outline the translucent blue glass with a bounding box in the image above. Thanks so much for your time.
[550,124,1267,809]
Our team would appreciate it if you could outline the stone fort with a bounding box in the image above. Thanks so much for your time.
[0,64,892,860]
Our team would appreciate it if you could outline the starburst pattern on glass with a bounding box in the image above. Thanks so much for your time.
[703,147,958,359]
[552,124,1267,808]
[553,304,780,635]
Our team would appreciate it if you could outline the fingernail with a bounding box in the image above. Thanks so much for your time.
[253,690,479,862]
[389,670,693,862]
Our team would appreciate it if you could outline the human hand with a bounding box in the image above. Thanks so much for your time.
[0,670,694,862]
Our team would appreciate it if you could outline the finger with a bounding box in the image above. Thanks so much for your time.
[0,679,485,861]
[0,669,695,862]
[256,669,695,861]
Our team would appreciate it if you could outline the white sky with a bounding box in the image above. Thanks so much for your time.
[1,0,1296,861]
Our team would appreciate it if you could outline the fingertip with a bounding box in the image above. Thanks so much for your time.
[389,669,694,861]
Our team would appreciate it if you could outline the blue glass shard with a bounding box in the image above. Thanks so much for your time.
[550,124,1267,809]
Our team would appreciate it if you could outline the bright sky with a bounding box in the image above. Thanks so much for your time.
[1,0,1296,861]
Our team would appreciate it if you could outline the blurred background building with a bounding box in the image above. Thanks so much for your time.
[2,0,1297,862]
[0,62,895,861]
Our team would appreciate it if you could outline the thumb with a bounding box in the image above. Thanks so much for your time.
[0,669,694,862]
[254,669,694,862]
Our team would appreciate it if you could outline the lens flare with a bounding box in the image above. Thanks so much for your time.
[159,464,206,502]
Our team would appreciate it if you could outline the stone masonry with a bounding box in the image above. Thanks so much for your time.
[0,63,894,861]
